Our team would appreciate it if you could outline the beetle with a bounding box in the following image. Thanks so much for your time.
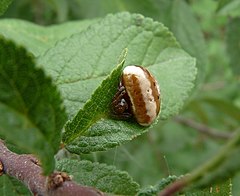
[111,65,160,126]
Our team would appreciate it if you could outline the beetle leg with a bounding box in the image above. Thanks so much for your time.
[112,86,127,106]
[111,86,131,115]
[111,84,133,120]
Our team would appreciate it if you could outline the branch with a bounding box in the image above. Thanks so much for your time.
[175,116,233,140]
[0,140,104,196]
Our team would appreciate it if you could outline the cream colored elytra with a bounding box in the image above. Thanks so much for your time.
[122,65,160,126]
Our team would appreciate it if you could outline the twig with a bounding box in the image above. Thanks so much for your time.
[175,116,233,140]
[0,140,104,196]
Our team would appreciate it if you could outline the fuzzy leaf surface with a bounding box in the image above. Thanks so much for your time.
[0,19,96,56]
[67,0,207,86]
[38,12,196,152]
[62,56,126,143]
[56,159,140,195]
[0,37,67,174]
[137,176,178,196]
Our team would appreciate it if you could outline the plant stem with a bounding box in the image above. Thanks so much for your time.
[0,140,104,196]
[159,131,240,196]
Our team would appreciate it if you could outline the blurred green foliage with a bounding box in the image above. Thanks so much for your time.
[0,0,12,16]
[1,0,240,195]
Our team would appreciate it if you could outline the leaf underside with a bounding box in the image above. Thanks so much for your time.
[0,19,97,56]
[0,37,67,174]
[56,159,140,195]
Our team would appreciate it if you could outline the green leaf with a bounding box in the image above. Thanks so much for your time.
[67,48,196,153]
[71,0,161,20]
[226,17,240,76]
[137,176,178,196]
[217,0,240,17]
[62,52,126,144]
[66,118,146,153]
[217,0,232,11]
[39,12,196,152]
[0,175,31,196]
[0,19,97,56]
[171,0,207,86]
[202,98,240,122]
[56,159,140,195]
[0,0,12,16]
[68,0,207,86]
[186,96,240,135]
[0,37,67,174]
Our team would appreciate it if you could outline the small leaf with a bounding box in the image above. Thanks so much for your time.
[38,12,196,152]
[137,176,178,196]
[226,17,240,76]
[62,52,126,143]
[217,0,232,12]
[0,0,12,16]
[0,175,31,196]
[0,37,67,174]
[202,98,240,122]
[0,19,97,56]
[56,159,140,195]
[217,0,240,17]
